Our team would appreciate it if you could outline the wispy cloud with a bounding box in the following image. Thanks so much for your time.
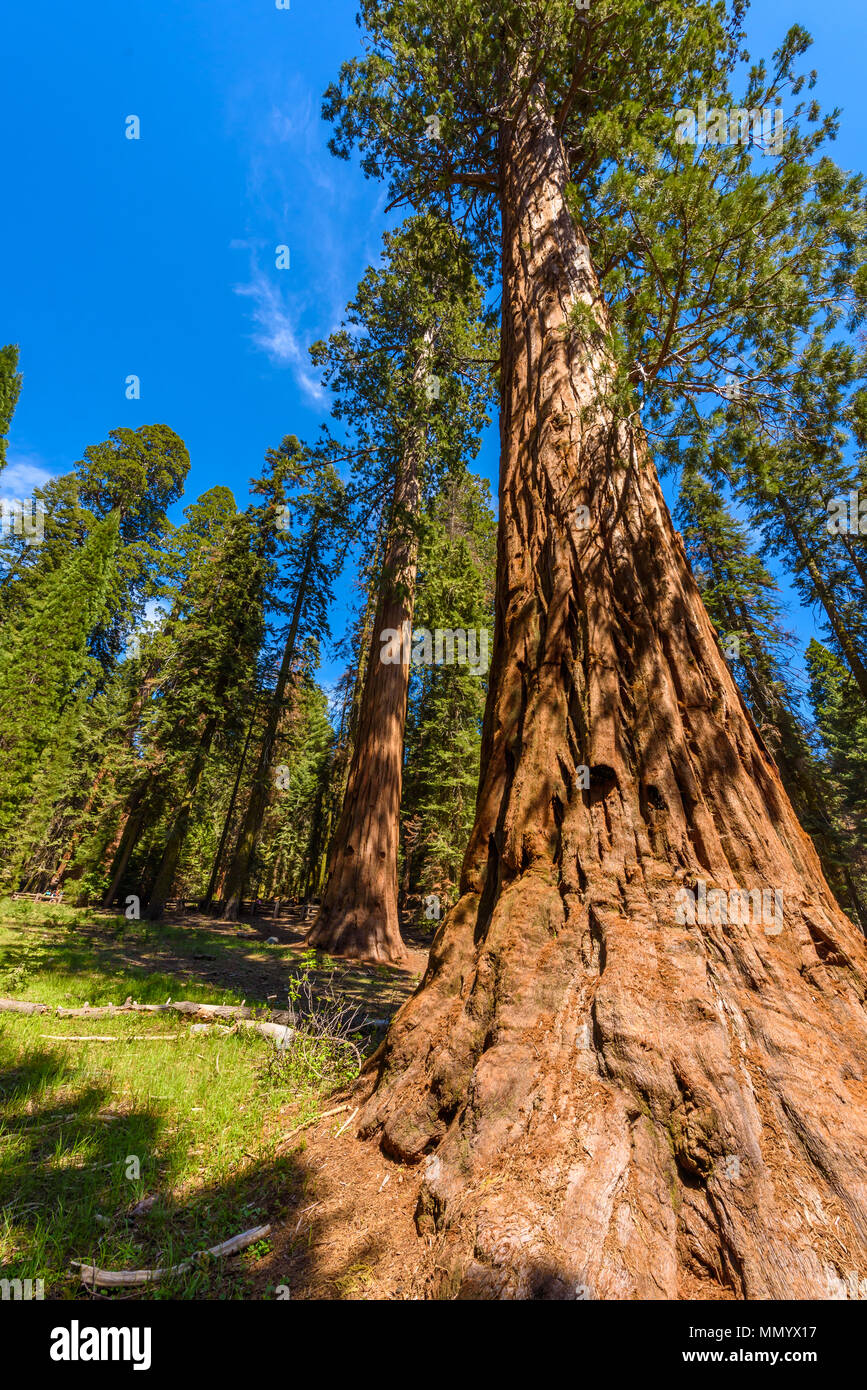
[233,258,326,403]
[228,68,387,403]
[0,451,54,499]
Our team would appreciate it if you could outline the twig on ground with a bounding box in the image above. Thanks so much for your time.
[71,1223,271,1289]
[334,1106,360,1137]
[279,1104,351,1145]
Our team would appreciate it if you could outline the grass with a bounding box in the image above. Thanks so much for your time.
[0,898,365,1299]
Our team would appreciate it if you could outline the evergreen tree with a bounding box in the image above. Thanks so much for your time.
[321,0,867,1297]
[697,337,867,704]
[0,510,121,880]
[91,492,265,916]
[220,440,348,919]
[806,639,867,917]
[0,343,22,474]
[677,463,865,925]
[308,213,494,962]
[245,664,335,902]
[0,423,190,671]
[402,473,496,904]
[141,507,266,918]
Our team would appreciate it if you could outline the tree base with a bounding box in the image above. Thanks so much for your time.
[359,874,867,1299]
[307,900,407,966]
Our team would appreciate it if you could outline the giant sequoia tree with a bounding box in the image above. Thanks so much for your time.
[307,215,492,962]
[323,1,867,1298]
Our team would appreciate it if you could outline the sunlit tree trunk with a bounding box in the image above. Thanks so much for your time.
[359,85,867,1300]
[307,442,421,964]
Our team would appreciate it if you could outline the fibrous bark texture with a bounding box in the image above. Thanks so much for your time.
[359,89,867,1299]
[307,454,420,965]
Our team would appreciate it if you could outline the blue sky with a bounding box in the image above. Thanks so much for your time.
[2,0,865,691]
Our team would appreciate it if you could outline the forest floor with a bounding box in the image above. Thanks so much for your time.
[0,897,430,1299]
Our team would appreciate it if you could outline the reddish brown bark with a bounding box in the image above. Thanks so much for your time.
[358,86,867,1299]
[307,449,422,965]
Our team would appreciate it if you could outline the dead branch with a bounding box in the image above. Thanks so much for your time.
[279,1104,351,1145]
[71,1223,271,1289]
[40,1033,179,1042]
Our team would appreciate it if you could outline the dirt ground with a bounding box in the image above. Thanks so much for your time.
[250,1076,431,1300]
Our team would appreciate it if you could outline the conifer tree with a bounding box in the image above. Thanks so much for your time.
[677,463,865,925]
[0,510,121,880]
[307,214,493,962]
[0,343,22,474]
[0,423,189,671]
[806,639,867,915]
[97,487,256,909]
[141,508,266,918]
[320,0,867,1296]
[401,473,496,904]
[220,441,348,919]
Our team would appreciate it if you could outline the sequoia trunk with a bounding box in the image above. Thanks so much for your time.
[358,87,867,1299]
[306,448,421,965]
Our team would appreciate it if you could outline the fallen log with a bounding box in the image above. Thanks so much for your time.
[71,1223,271,1289]
[54,1000,260,1021]
[40,1034,179,1043]
[1,995,334,1049]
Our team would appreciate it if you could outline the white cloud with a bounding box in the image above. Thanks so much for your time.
[0,452,54,499]
[234,264,326,403]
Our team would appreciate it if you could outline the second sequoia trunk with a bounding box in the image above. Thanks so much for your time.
[358,87,867,1298]
[307,452,420,965]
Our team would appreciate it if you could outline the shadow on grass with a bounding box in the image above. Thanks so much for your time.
[0,1049,320,1300]
[0,1047,391,1302]
[0,912,423,1027]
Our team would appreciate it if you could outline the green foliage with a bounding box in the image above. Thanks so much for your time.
[0,343,22,472]
[677,465,866,925]
[0,423,191,670]
[0,511,121,877]
[402,473,497,901]
[310,212,495,550]
[807,640,867,914]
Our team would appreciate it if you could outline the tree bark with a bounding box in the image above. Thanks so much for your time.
[102,781,151,907]
[306,419,426,964]
[357,85,867,1300]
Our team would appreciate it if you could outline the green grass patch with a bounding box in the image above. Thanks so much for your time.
[0,904,361,1298]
